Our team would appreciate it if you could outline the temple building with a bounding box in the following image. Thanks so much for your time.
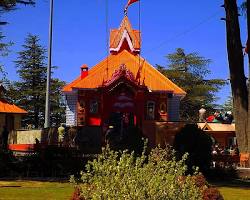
[0,84,27,133]
[63,16,186,130]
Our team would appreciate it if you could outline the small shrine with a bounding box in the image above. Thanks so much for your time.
[0,84,27,133]
[63,16,186,130]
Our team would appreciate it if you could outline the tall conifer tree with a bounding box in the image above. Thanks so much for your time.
[12,34,65,128]
[0,0,35,80]
[157,48,226,121]
[15,34,46,127]
[0,32,10,80]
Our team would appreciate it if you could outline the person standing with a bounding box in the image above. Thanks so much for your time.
[199,106,206,122]
[58,123,65,146]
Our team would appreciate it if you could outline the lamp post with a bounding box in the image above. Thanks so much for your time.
[44,0,54,128]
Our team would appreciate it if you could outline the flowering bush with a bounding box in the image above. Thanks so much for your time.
[71,145,205,200]
[70,187,85,200]
[202,187,224,200]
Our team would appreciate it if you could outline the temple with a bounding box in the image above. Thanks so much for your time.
[0,84,27,133]
[63,16,186,132]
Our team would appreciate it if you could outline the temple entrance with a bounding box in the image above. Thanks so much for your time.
[104,80,137,126]
[103,83,142,149]
[108,112,135,129]
[104,111,143,152]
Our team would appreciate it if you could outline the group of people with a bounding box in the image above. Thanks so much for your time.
[199,107,233,123]
[211,144,239,168]
[206,111,233,123]
[212,144,239,156]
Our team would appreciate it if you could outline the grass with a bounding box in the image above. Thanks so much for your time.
[212,180,250,200]
[0,180,249,200]
[0,180,74,200]
[218,187,250,200]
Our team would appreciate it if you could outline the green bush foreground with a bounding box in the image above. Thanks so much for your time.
[71,145,222,200]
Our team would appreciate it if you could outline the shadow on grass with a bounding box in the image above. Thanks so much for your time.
[0,177,70,183]
[210,179,250,189]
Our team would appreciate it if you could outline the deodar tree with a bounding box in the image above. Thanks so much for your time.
[223,0,250,154]
[14,34,47,128]
[0,0,35,80]
[12,34,65,128]
[0,0,35,12]
[157,48,226,121]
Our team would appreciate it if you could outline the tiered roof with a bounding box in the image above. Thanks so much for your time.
[63,17,186,96]
[110,16,141,54]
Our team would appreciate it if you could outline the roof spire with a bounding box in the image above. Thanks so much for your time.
[124,6,128,16]
[109,16,141,54]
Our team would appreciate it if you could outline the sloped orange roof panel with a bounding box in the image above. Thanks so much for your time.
[62,76,81,92]
[0,99,27,114]
[63,50,186,95]
[206,123,235,132]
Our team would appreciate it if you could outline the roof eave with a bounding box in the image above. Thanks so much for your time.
[0,111,27,114]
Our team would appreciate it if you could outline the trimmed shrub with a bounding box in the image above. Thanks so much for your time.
[192,174,207,188]
[174,124,213,175]
[71,145,204,200]
[202,187,224,200]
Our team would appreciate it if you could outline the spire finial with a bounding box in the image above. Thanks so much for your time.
[124,0,139,16]
[124,8,128,16]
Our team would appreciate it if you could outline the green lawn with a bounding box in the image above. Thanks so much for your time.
[218,187,250,200]
[0,180,74,200]
[212,180,250,200]
[0,180,249,200]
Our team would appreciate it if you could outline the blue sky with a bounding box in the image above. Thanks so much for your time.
[0,0,248,105]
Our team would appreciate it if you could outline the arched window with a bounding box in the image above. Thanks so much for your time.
[90,100,98,114]
[159,102,167,114]
[147,101,155,120]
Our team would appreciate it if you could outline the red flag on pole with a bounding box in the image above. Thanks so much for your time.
[245,39,249,54]
[124,0,139,14]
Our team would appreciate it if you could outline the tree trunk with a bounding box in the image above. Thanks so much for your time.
[224,0,248,153]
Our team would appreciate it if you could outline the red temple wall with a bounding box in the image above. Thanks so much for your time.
[77,89,170,128]
[77,90,102,126]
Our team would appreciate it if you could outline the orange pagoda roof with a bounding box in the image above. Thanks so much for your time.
[0,99,27,114]
[63,50,186,95]
[63,16,185,95]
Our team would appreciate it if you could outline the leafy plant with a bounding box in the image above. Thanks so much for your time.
[72,145,204,200]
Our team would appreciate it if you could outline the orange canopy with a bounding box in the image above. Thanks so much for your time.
[0,99,27,114]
